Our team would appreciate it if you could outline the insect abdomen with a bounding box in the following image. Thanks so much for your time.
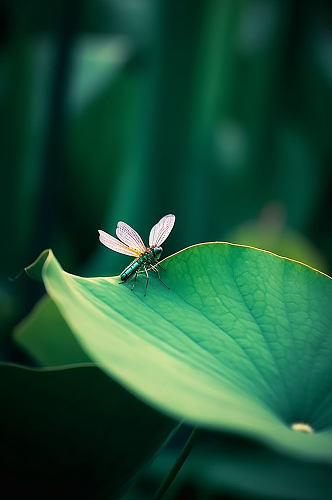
[120,260,140,281]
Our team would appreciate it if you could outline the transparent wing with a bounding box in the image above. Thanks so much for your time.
[149,214,175,247]
[98,230,140,257]
[116,221,146,253]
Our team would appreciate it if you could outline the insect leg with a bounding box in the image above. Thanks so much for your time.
[143,266,149,296]
[157,263,166,272]
[131,271,138,291]
[151,264,170,290]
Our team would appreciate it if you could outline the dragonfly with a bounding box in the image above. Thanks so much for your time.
[98,214,175,295]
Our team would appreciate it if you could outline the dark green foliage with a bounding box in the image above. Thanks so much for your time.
[0,363,175,499]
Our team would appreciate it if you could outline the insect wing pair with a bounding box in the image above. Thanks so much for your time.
[98,214,175,293]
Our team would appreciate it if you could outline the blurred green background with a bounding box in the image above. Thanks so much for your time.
[1,0,331,497]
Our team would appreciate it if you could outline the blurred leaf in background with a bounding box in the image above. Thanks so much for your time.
[0,363,176,500]
[227,201,327,271]
[2,0,331,340]
[134,431,332,500]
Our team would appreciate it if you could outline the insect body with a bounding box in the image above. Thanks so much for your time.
[98,214,175,295]
[120,247,162,282]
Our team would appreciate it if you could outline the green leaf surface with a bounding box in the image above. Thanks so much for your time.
[14,295,90,366]
[0,362,175,499]
[27,243,332,463]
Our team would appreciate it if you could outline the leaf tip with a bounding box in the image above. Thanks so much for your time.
[25,249,52,282]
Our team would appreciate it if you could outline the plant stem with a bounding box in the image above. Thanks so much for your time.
[153,427,198,499]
